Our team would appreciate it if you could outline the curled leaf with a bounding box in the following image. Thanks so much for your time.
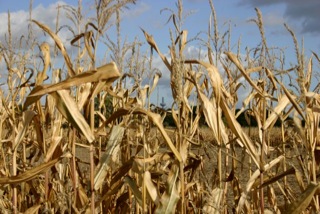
[32,20,76,77]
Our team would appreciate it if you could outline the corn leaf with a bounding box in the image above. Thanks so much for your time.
[263,94,290,130]
[50,90,95,143]
[149,72,162,95]
[124,176,143,207]
[0,158,59,184]
[94,125,124,190]
[284,182,319,214]
[24,204,41,214]
[225,52,264,96]
[28,62,120,98]
[237,155,284,212]
[99,107,182,162]
[141,28,171,71]
[203,187,224,214]
[144,171,159,205]
[155,165,180,214]
[32,20,76,77]
[14,110,36,151]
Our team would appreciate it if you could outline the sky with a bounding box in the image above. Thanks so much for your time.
[0,0,319,107]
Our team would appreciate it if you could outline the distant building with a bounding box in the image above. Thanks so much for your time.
[160,97,166,109]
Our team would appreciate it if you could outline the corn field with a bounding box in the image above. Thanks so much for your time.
[0,0,320,213]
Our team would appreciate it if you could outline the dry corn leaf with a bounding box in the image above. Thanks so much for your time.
[252,107,263,146]
[263,94,290,130]
[305,57,313,91]
[14,110,36,151]
[45,92,55,121]
[144,171,159,205]
[88,81,110,107]
[220,99,260,167]
[149,72,162,95]
[185,60,222,101]
[28,62,120,98]
[100,107,182,162]
[246,66,263,74]
[179,30,188,56]
[203,187,223,214]
[204,62,223,102]
[259,167,295,188]
[237,155,284,212]
[185,65,228,145]
[306,91,320,104]
[50,90,95,143]
[94,125,124,190]
[312,51,320,63]
[232,176,241,205]
[283,182,319,214]
[84,31,95,63]
[97,159,134,205]
[36,42,51,85]
[155,165,180,214]
[198,90,228,145]
[124,176,143,208]
[32,20,76,77]
[110,158,134,188]
[265,68,278,90]
[267,186,279,212]
[0,158,59,184]
[225,52,264,96]
[32,115,44,151]
[279,81,305,120]
[292,111,306,146]
[77,83,92,110]
[141,28,171,71]
[139,85,149,108]
[171,107,179,128]
[294,166,305,191]
[236,91,257,118]
[77,184,89,208]
[189,113,201,138]
[52,115,62,139]
[97,179,124,207]
[44,136,62,162]
[24,204,41,214]
[133,153,171,173]
[183,71,196,98]
[231,66,263,94]
[23,85,45,111]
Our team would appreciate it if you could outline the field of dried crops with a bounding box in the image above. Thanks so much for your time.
[1,0,320,213]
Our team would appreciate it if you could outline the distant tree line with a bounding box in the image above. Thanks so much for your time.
[162,107,286,127]
[93,100,298,128]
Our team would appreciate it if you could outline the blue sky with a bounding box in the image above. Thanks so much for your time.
[0,0,319,107]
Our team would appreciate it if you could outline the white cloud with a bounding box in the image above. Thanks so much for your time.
[0,1,75,52]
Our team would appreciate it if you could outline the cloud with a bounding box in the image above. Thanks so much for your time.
[263,12,285,27]
[0,1,80,88]
[238,0,320,34]
[123,1,150,18]
[0,1,76,52]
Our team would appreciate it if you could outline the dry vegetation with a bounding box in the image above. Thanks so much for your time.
[1,0,320,213]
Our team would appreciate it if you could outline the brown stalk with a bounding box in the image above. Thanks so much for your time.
[5,10,18,213]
